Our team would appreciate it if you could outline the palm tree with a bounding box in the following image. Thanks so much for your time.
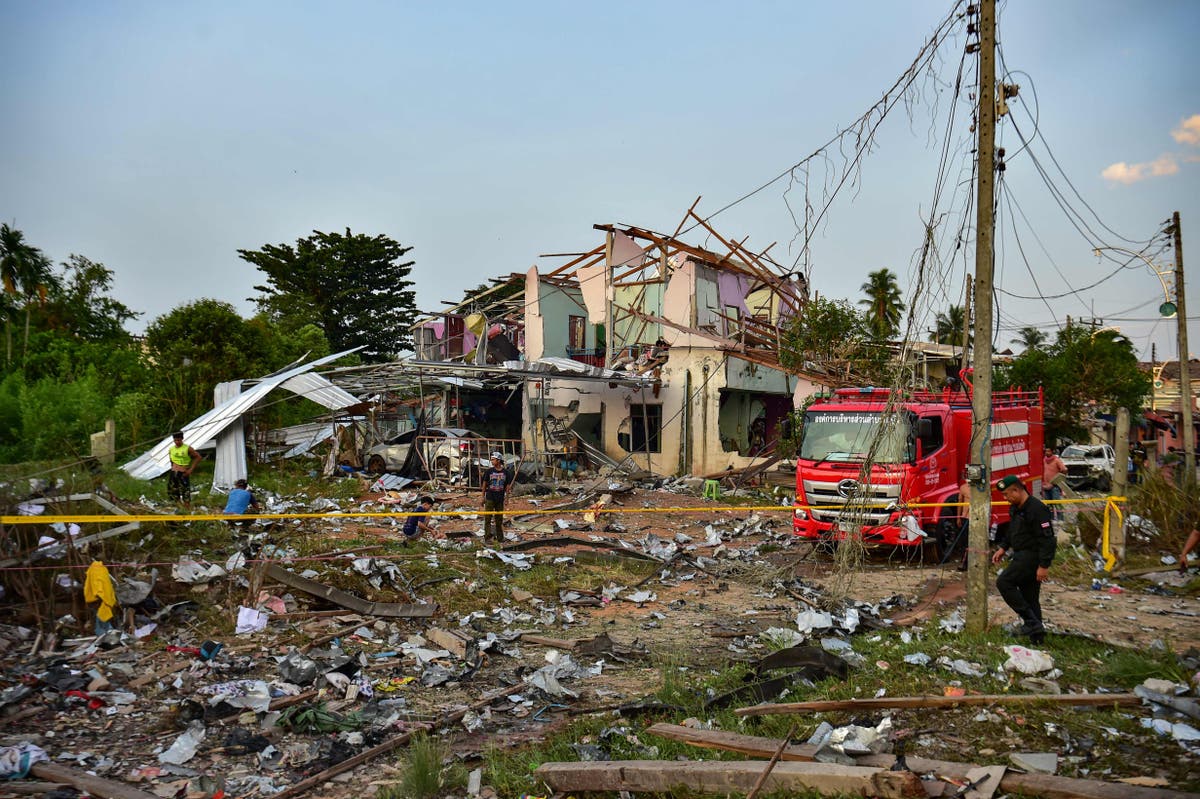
[0,225,55,366]
[20,256,57,363]
[1010,326,1046,351]
[858,268,906,340]
[933,304,968,346]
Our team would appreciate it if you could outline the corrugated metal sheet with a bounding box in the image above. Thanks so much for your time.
[212,381,248,491]
[122,348,361,480]
[279,372,361,410]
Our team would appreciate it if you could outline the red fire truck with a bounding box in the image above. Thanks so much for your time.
[792,383,1044,556]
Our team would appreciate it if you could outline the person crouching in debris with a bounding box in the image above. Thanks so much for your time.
[167,430,202,509]
[222,479,261,526]
[482,453,513,543]
[402,495,439,543]
[991,474,1055,645]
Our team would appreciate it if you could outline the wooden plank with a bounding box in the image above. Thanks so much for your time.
[426,627,472,659]
[270,685,512,799]
[735,692,1141,716]
[2,781,69,795]
[520,632,613,655]
[534,760,925,798]
[545,244,606,278]
[30,763,159,799]
[648,726,1197,799]
[265,564,436,618]
[856,754,1200,799]
[645,723,820,761]
[129,659,190,689]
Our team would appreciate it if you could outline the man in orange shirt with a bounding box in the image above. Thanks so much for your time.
[1042,447,1067,521]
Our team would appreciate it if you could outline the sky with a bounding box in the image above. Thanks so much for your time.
[2,0,1198,361]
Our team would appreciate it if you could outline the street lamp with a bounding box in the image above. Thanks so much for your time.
[1092,246,1177,317]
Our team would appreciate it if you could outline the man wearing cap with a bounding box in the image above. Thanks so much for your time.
[991,474,1056,644]
[167,431,202,509]
[481,453,513,543]
[222,479,261,527]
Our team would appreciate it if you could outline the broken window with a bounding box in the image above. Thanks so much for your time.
[568,315,586,351]
[724,305,742,339]
[629,404,662,453]
[415,327,445,361]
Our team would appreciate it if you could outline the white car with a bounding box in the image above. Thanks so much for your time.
[364,427,485,476]
[1059,444,1115,491]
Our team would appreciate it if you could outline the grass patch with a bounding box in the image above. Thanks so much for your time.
[1101,648,1188,685]
[381,733,465,799]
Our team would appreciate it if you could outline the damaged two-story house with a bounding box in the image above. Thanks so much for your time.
[411,217,821,478]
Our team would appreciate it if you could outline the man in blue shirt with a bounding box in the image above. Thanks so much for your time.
[403,495,438,542]
[222,479,260,528]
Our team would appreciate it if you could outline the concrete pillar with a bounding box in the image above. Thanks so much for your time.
[90,419,116,465]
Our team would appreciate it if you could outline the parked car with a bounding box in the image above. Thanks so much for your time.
[1059,443,1115,491]
[364,427,486,476]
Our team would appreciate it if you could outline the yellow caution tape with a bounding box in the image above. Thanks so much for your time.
[1100,495,1126,573]
[0,495,1125,525]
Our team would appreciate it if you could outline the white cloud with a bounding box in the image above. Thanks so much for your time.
[1172,114,1200,146]
[1101,154,1179,184]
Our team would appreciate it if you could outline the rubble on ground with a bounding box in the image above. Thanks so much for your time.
[2,477,1198,798]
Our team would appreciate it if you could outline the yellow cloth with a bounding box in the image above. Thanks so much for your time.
[83,560,116,622]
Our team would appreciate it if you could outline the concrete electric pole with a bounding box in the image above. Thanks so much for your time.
[1170,211,1195,480]
[966,0,996,634]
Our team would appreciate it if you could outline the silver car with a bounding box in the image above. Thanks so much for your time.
[364,427,484,476]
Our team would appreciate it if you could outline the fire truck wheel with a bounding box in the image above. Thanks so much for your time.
[932,501,965,564]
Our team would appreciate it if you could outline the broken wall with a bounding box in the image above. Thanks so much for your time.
[525,277,595,360]
[535,347,808,476]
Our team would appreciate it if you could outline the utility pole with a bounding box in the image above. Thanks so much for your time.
[1170,211,1195,480]
[966,0,996,634]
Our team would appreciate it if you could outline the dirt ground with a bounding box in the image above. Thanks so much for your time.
[2,481,1197,798]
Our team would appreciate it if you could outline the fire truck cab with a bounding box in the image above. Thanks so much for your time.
[792,385,1044,555]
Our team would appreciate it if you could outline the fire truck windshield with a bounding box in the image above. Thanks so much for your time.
[799,410,914,464]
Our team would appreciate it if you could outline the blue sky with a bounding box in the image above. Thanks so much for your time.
[2,0,1197,360]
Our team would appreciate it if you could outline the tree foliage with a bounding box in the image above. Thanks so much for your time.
[0,223,55,366]
[41,255,140,341]
[780,296,893,385]
[997,325,1150,444]
[1010,326,1047,351]
[858,268,905,340]
[933,304,968,346]
[240,228,417,361]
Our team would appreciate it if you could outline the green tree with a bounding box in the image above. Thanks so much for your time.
[41,255,139,341]
[780,296,892,384]
[1010,326,1047,351]
[145,299,276,426]
[240,228,417,361]
[858,268,905,340]
[0,224,54,366]
[997,326,1150,443]
[933,304,969,346]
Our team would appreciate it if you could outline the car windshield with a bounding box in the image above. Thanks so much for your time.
[1061,445,1095,458]
[799,410,913,463]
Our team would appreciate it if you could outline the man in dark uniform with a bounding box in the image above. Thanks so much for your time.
[991,474,1056,644]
